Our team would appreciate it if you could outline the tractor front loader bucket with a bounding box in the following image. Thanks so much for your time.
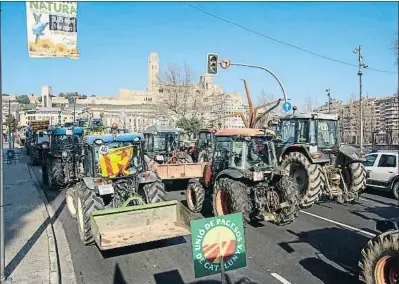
[90,200,192,250]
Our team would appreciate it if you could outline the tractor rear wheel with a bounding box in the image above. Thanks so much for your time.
[185,179,205,213]
[342,162,367,201]
[213,178,252,224]
[48,160,65,190]
[274,176,299,225]
[31,149,40,166]
[76,187,104,246]
[140,181,167,204]
[359,230,399,283]
[281,152,322,209]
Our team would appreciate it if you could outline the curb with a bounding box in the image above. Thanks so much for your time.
[26,164,60,284]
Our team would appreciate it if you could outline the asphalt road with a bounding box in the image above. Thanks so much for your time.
[30,165,399,284]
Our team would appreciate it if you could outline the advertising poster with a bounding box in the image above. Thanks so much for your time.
[26,2,79,59]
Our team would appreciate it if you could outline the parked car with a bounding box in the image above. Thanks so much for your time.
[363,151,399,200]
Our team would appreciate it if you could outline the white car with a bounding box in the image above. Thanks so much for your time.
[363,152,399,200]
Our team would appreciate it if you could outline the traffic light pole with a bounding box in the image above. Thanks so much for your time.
[224,62,288,103]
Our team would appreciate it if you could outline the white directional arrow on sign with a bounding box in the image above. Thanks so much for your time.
[220,58,231,69]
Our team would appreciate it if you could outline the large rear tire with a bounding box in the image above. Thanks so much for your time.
[359,230,399,283]
[213,178,252,224]
[344,162,366,200]
[281,152,322,209]
[48,160,65,190]
[31,149,40,166]
[76,187,104,246]
[141,181,167,204]
[185,179,205,213]
[274,176,300,225]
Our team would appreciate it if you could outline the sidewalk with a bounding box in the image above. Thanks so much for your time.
[3,150,56,284]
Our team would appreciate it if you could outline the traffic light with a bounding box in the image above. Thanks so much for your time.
[207,53,219,75]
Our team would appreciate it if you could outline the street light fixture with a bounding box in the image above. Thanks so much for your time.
[353,45,368,153]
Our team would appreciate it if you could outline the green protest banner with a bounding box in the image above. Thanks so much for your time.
[190,213,246,279]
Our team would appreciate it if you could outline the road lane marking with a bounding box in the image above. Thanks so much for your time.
[271,273,292,284]
[300,210,376,238]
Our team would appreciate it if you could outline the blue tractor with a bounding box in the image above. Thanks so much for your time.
[64,132,186,252]
[42,126,85,190]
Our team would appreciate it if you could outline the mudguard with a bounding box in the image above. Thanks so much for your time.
[215,168,245,181]
[137,171,158,184]
[83,177,96,190]
[338,144,364,164]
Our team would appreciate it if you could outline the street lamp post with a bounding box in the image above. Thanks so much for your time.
[227,62,288,103]
[73,97,76,123]
[353,45,368,153]
[326,88,331,113]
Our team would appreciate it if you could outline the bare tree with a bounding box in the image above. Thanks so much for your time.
[256,90,280,126]
[156,62,200,123]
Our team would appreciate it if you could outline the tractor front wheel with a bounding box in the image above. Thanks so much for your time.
[140,181,167,204]
[359,230,399,283]
[76,187,104,246]
[281,152,322,209]
[213,178,252,224]
[185,179,205,213]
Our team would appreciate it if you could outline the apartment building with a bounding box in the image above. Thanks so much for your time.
[314,94,398,144]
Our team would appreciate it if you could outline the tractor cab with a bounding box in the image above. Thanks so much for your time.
[42,126,85,189]
[211,128,279,174]
[48,126,84,157]
[83,133,146,178]
[143,125,186,164]
[275,112,341,162]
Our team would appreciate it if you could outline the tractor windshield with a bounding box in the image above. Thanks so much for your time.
[51,135,80,152]
[153,132,180,152]
[94,141,144,178]
[316,120,338,148]
[198,132,214,148]
[215,136,274,170]
[35,133,50,144]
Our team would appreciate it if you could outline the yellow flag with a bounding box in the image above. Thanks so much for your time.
[98,146,133,178]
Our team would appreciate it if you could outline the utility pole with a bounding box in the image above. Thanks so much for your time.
[326,88,331,113]
[0,2,5,282]
[353,45,368,153]
[7,101,10,148]
[73,97,76,123]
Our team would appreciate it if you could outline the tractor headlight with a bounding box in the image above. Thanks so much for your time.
[42,144,48,149]
[253,172,264,181]
[133,137,140,142]
[94,139,103,145]
[62,151,68,158]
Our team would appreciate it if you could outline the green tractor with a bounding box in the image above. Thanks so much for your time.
[42,126,85,190]
[66,132,192,250]
[273,112,366,208]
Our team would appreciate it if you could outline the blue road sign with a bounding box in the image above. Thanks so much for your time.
[282,101,292,112]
